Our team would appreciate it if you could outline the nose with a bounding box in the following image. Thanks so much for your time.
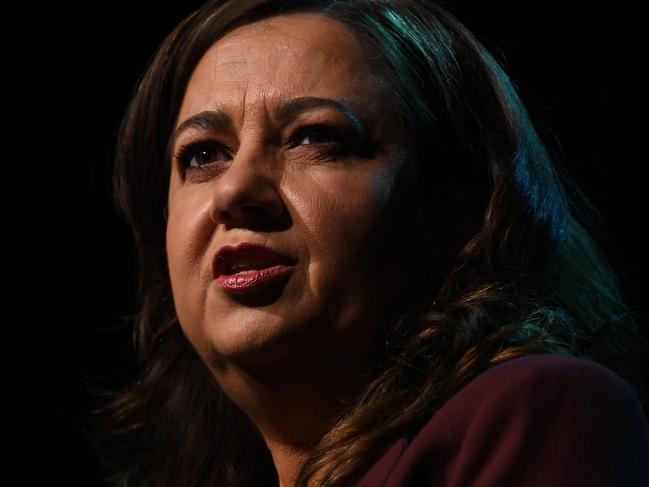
[208,145,285,229]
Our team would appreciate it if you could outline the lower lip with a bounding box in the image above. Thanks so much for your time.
[215,264,294,292]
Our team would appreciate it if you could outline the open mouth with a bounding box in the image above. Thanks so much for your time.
[223,255,283,275]
[213,241,296,279]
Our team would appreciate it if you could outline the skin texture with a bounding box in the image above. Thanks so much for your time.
[166,13,425,486]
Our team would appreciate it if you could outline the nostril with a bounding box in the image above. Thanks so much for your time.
[209,202,284,229]
[208,167,286,227]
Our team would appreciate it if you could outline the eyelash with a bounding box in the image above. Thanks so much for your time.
[174,124,349,170]
[174,139,231,171]
[290,124,347,149]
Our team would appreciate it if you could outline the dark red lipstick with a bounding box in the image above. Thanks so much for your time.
[213,241,296,293]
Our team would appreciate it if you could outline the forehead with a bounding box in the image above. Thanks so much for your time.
[214,12,368,68]
[177,13,389,125]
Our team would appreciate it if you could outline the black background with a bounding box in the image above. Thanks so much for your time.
[21,1,647,485]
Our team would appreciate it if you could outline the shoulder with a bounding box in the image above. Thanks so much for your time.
[438,353,643,421]
[357,354,649,487]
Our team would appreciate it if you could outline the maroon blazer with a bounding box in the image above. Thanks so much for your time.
[356,354,649,486]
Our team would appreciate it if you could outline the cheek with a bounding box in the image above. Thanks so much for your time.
[165,192,213,342]
[291,164,402,278]
[166,203,198,282]
[287,164,410,346]
[166,182,214,275]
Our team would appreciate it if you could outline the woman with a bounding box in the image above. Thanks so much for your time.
[91,1,649,486]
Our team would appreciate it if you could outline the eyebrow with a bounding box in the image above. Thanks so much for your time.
[170,96,373,150]
[275,96,367,130]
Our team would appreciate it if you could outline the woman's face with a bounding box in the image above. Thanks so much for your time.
[166,13,424,372]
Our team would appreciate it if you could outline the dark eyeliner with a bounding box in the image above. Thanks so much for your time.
[174,138,232,169]
[289,124,349,150]
[292,122,379,160]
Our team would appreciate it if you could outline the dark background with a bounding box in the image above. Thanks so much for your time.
[22,1,647,485]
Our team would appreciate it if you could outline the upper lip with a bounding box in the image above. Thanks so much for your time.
[212,241,296,278]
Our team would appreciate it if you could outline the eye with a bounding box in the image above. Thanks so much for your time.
[174,140,232,170]
[291,124,347,148]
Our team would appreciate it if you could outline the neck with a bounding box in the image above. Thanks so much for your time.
[209,346,373,486]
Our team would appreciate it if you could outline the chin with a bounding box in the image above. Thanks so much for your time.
[200,310,317,367]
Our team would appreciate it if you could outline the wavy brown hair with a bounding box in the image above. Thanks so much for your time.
[88,1,649,486]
